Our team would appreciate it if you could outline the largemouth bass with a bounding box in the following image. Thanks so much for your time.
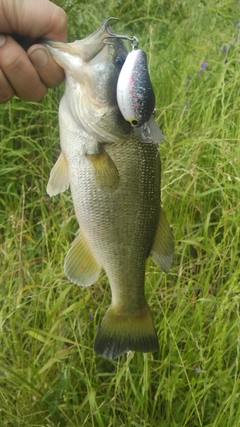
[45,20,174,360]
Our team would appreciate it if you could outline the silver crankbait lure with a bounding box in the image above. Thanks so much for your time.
[116,49,155,128]
[104,18,163,142]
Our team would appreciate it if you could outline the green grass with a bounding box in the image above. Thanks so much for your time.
[1,0,240,425]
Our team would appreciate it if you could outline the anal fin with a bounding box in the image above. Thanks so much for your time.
[64,231,102,287]
[150,206,174,273]
[47,151,69,196]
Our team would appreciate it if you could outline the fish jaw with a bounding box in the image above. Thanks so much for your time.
[43,18,126,83]
[43,40,84,77]
[43,40,109,85]
[43,18,110,64]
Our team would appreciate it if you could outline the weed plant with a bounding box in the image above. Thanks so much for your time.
[0,0,240,426]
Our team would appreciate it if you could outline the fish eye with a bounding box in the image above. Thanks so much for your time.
[115,55,126,69]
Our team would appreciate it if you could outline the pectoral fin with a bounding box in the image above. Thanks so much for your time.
[150,206,174,273]
[47,152,69,196]
[64,230,102,287]
[85,144,119,191]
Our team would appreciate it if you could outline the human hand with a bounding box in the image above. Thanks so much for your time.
[0,0,67,103]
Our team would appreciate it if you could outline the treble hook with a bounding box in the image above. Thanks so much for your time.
[103,17,139,50]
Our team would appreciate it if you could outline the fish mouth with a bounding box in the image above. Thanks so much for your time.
[43,18,120,66]
[43,19,129,142]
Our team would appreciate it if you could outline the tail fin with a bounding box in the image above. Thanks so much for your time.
[94,303,159,360]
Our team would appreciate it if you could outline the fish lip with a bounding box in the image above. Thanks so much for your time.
[42,18,119,63]
[42,38,106,64]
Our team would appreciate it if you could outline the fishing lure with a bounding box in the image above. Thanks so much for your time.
[104,18,157,131]
[116,49,155,128]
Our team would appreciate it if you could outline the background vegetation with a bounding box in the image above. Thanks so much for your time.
[0,0,240,425]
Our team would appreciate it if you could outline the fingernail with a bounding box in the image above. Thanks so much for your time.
[0,34,6,47]
[29,48,48,67]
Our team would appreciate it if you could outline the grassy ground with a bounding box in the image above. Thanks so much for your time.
[0,0,240,426]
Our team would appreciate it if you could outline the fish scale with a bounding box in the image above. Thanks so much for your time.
[45,19,174,360]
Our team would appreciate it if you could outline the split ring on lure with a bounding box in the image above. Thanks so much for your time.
[116,49,155,128]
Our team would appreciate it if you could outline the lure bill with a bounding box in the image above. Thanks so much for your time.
[117,49,155,128]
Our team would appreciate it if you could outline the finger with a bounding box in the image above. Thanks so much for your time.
[28,44,65,89]
[0,1,67,42]
[0,68,15,103]
[0,35,47,101]
[41,5,67,42]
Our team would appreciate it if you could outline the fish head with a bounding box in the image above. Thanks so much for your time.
[44,19,130,140]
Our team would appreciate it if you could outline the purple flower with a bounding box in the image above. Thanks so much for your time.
[195,367,201,374]
[198,61,207,74]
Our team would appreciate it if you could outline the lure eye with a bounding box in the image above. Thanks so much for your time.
[131,119,138,127]
[115,54,126,70]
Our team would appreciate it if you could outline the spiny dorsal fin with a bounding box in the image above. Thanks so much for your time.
[47,151,69,196]
[85,144,120,191]
[64,231,102,287]
[150,206,174,273]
